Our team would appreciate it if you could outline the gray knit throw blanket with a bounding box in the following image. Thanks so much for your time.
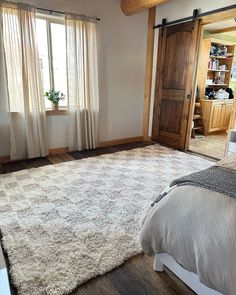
[170,166,236,199]
[152,166,236,207]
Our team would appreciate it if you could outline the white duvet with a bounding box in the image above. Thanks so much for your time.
[140,154,236,295]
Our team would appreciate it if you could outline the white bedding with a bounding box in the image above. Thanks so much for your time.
[140,155,236,295]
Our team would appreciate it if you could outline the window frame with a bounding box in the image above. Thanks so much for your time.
[36,15,68,113]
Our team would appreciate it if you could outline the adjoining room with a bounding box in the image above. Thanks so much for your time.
[189,19,236,159]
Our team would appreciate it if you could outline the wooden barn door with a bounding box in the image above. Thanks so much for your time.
[152,21,200,150]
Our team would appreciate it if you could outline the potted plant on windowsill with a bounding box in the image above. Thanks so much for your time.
[44,89,65,111]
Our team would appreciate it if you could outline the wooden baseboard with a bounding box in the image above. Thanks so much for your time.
[99,136,144,148]
[0,155,10,163]
[49,147,69,155]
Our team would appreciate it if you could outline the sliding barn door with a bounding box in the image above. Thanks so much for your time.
[152,21,200,150]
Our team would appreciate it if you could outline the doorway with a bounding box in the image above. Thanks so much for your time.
[188,19,236,159]
[150,6,236,160]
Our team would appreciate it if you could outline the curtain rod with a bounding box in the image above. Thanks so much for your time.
[36,6,101,22]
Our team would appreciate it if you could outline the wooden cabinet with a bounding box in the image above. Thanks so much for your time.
[210,103,222,131]
[221,103,232,129]
[201,99,233,134]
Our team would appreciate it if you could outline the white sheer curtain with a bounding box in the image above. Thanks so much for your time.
[0,1,48,160]
[66,14,99,151]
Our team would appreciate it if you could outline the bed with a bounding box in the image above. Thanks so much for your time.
[140,154,236,295]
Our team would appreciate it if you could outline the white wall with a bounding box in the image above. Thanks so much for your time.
[149,0,236,136]
[0,0,148,155]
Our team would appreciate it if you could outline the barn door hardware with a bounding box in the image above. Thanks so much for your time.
[153,4,236,30]
[192,9,199,30]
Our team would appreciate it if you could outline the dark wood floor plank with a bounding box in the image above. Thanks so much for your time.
[71,274,121,295]
[24,157,51,169]
[108,263,157,295]
[78,147,119,158]
[0,164,3,174]
[1,160,27,173]
[68,151,85,160]
[127,255,195,295]
[115,142,153,151]
[124,255,177,295]
[1,157,51,173]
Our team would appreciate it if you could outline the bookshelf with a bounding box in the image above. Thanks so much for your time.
[198,39,235,99]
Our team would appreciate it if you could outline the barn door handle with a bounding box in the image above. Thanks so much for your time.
[187,94,192,100]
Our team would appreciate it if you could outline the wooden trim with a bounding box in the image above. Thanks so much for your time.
[49,147,69,155]
[185,21,203,151]
[146,135,154,142]
[120,0,167,16]
[0,155,10,163]
[201,8,236,25]
[211,26,236,35]
[151,26,166,141]
[46,109,68,116]
[99,136,144,147]
[143,7,156,141]
[229,92,236,129]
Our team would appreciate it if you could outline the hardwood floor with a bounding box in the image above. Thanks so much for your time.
[0,142,195,295]
[71,254,195,295]
[189,133,227,160]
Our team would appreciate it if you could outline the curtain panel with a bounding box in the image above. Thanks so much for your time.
[0,1,48,160]
[66,14,99,151]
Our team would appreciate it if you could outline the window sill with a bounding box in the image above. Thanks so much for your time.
[10,109,68,116]
[46,109,68,116]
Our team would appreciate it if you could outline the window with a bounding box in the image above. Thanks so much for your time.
[36,17,67,109]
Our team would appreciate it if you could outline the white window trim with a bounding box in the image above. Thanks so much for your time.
[36,14,67,112]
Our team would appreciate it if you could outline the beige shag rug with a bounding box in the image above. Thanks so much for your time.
[0,144,212,295]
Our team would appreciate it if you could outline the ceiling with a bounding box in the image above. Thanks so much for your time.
[204,19,236,36]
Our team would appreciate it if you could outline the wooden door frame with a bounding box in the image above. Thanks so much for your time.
[143,7,156,141]
[185,7,236,151]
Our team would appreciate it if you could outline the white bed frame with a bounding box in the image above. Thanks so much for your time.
[154,253,223,295]
[0,267,11,295]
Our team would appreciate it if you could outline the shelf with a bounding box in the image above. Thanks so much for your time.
[209,55,234,59]
[208,69,229,72]
[193,115,203,120]
[206,84,228,87]
[193,126,203,130]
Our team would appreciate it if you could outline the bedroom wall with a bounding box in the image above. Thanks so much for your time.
[0,0,148,156]
[148,0,236,136]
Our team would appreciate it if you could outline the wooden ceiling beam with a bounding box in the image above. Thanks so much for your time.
[210,26,236,35]
[121,0,167,16]
[201,8,236,25]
